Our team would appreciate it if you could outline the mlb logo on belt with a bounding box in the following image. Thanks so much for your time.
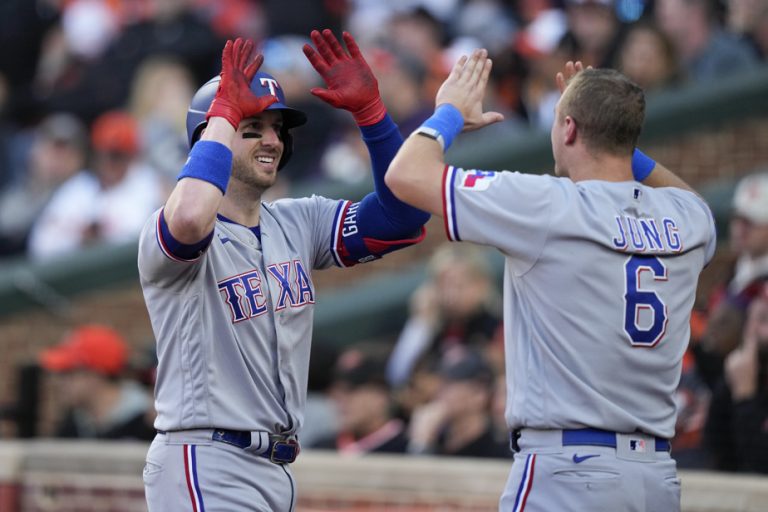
[460,170,497,191]
[629,438,646,453]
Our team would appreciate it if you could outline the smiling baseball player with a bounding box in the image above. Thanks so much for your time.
[139,32,429,511]
[386,53,717,511]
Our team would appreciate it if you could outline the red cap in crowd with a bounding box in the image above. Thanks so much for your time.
[91,110,139,155]
[39,324,128,376]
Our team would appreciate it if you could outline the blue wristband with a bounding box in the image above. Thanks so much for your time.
[632,148,656,182]
[177,140,233,194]
[420,104,464,151]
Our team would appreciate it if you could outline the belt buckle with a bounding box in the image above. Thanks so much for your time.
[269,438,299,464]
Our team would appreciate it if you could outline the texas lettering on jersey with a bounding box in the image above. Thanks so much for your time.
[217,259,314,323]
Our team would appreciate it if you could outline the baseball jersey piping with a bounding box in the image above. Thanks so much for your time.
[441,165,460,241]
[330,199,350,267]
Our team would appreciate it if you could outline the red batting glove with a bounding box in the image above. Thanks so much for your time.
[207,38,277,130]
[302,30,386,126]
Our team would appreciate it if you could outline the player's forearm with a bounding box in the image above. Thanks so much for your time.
[165,118,234,243]
[632,149,696,194]
[641,161,696,194]
[386,133,446,216]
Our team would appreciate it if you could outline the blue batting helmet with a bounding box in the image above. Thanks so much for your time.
[186,71,307,170]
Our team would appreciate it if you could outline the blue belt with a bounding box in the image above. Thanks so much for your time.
[512,428,670,452]
[563,428,670,452]
[157,429,299,464]
[212,429,300,464]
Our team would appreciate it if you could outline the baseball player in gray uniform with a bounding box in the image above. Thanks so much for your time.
[139,32,429,511]
[386,53,717,511]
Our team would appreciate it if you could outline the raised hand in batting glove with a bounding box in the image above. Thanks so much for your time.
[207,38,277,130]
[302,30,386,126]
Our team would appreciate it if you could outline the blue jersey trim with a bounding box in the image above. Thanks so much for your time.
[442,166,461,241]
[329,200,348,267]
[156,209,212,262]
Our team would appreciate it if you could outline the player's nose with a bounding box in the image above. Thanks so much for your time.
[260,127,282,147]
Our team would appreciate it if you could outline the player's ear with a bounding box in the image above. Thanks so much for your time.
[564,116,577,145]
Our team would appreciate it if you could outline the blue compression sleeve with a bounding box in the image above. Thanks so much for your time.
[177,140,233,194]
[632,148,656,182]
[357,114,430,239]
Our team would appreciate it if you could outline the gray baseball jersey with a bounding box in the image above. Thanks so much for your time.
[441,167,717,440]
[139,196,372,435]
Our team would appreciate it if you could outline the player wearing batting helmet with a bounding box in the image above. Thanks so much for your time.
[386,52,716,511]
[138,32,429,511]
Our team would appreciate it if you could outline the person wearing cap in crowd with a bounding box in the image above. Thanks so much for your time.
[314,344,409,454]
[27,109,164,261]
[705,282,768,473]
[407,346,510,458]
[701,172,768,363]
[39,324,155,440]
[0,113,88,256]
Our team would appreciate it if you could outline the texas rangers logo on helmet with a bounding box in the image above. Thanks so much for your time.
[260,77,280,96]
[459,169,497,191]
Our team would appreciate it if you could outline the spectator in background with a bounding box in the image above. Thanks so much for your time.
[27,110,163,260]
[655,0,759,82]
[671,348,713,468]
[705,284,768,473]
[39,324,155,440]
[40,0,222,121]
[408,346,510,458]
[0,113,88,256]
[0,0,59,123]
[128,56,196,189]
[373,49,433,138]
[726,0,768,59]
[386,8,450,104]
[513,0,569,128]
[314,344,409,454]
[387,243,501,389]
[615,22,681,91]
[32,0,122,120]
[450,0,517,56]
[702,172,768,361]
[560,0,623,68]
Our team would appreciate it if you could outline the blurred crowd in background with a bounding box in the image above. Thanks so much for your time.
[0,0,767,474]
[1,0,768,260]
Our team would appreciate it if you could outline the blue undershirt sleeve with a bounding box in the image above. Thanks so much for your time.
[356,114,430,239]
[158,208,213,261]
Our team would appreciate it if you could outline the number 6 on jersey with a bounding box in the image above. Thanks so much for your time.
[623,255,669,347]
